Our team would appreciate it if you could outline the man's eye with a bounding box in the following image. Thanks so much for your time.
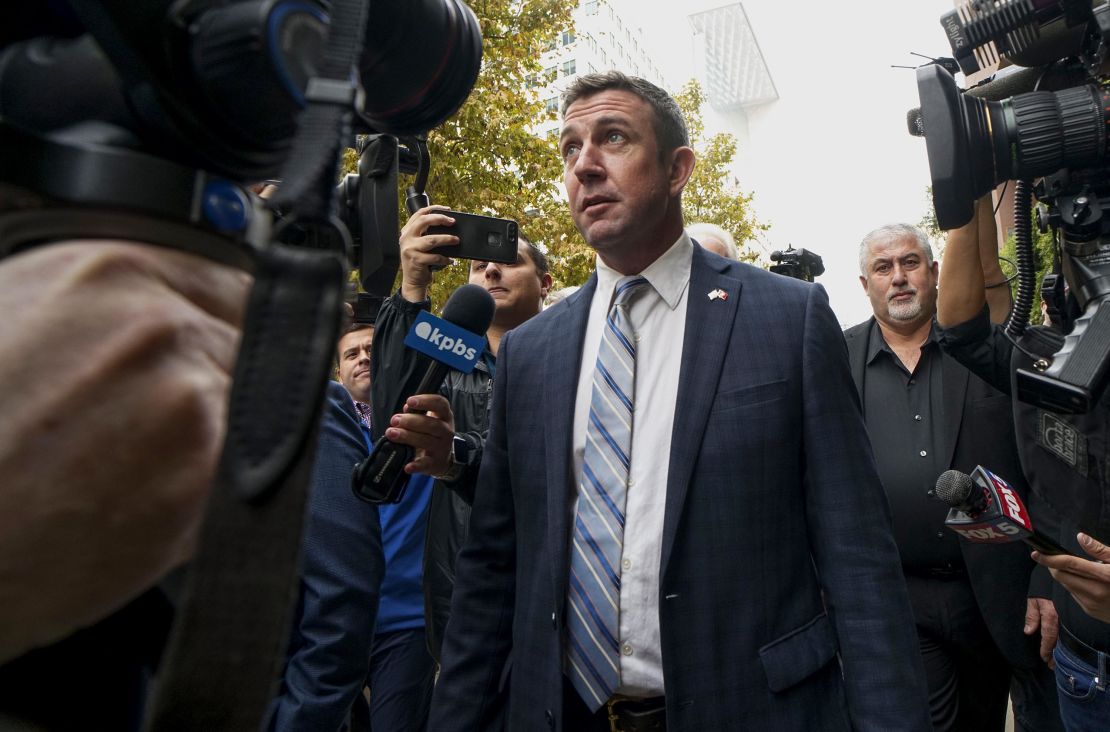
[562,144,580,160]
[606,131,624,143]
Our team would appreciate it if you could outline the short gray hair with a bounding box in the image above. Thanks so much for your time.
[687,222,740,260]
[858,223,934,275]
[561,71,689,157]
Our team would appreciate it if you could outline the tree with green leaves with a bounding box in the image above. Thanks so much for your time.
[351,0,579,306]
[674,80,768,264]
[352,8,768,305]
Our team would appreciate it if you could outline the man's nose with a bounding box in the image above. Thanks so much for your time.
[891,265,908,284]
[572,142,603,181]
[485,262,503,279]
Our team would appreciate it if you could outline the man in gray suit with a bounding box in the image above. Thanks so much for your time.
[427,71,930,732]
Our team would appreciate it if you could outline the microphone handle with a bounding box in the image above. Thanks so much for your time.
[1024,530,1073,557]
[409,360,451,415]
[351,359,452,503]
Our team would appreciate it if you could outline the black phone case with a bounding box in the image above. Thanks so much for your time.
[427,210,519,263]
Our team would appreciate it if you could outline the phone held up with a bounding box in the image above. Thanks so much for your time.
[428,210,519,264]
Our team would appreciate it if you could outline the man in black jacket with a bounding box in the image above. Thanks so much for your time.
[846,222,1061,732]
[371,204,552,662]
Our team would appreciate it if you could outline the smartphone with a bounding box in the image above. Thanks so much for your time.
[427,210,519,264]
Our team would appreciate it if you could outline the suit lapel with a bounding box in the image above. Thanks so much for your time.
[939,337,969,469]
[660,248,741,578]
[545,273,597,604]
[844,318,873,408]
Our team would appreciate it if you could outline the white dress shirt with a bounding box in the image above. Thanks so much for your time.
[571,233,692,696]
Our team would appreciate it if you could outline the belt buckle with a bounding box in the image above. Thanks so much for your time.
[606,699,623,732]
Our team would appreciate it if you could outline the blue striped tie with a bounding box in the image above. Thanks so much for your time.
[567,275,648,711]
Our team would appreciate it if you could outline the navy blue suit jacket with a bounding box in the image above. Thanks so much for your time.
[269,381,383,731]
[429,248,931,731]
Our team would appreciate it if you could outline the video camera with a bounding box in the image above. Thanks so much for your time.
[769,245,824,283]
[0,0,481,290]
[913,0,1110,414]
[0,3,483,726]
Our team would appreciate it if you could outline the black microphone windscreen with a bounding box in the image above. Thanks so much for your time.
[907,107,924,137]
[441,282,496,335]
[935,469,974,506]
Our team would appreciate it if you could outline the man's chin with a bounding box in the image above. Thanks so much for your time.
[887,303,922,322]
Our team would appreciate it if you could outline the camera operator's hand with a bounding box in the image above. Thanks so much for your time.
[399,205,459,303]
[1023,597,1059,668]
[0,241,249,664]
[1033,533,1110,623]
[385,394,455,476]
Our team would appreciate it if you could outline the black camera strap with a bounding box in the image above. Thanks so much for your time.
[140,0,372,729]
[145,243,345,731]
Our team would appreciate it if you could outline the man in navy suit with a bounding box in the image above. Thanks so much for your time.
[427,71,931,731]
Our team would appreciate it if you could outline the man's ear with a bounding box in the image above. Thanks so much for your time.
[668,146,696,198]
[541,272,554,299]
[859,275,869,293]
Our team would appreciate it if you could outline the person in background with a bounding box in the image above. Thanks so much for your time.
[686,221,740,260]
[846,222,1061,732]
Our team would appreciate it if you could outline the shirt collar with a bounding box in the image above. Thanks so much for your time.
[865,318,940,366]
[594,231,693,310]
[352,400,373,430]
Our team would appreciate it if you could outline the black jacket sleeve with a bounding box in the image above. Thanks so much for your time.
[936,305,1014,395]
[370,292,434,439]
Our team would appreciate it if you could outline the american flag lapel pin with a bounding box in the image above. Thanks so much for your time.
[707,288,727,301]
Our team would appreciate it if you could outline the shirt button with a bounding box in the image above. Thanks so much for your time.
[622,558,632,570]
[622,643,634,656]
[552,611,558,629]
[909,379,916,385]
[628,479,635,488]
[914,414,923,421]
[919,450,927,457]
[634,333,641,342]
[937,531,945,538]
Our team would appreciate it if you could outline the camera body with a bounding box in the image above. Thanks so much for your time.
[915,0,1110,414]
[0,0,482,289]
[769,246,825,283]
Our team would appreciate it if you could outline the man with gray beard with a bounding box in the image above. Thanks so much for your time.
[843,224,1063,732]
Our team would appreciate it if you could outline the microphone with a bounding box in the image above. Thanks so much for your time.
[906,107,924,137]
[934,467,1072,556]
[351,283,494,503]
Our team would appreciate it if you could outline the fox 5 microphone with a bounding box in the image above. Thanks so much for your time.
[934,467,1072,556]
[352,283,494,504]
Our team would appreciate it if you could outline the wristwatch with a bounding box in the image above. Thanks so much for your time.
[434,434,468,482]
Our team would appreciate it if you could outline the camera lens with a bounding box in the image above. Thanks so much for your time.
[358,0,482,136]
[917,63,1110,229]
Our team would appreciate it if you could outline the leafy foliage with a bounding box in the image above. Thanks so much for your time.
[999,215,1056,325]
[343,0,578,308]
[345,12,767,307]
[674,80,767,264]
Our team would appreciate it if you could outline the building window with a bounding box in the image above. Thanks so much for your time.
[583,0,598,15]
[545,97,559,115]
[562,30,576,46]
[562,59,576,76]
[544,66,557,83]
[544,36,558,52]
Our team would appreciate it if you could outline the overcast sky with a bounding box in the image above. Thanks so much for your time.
[609,0,962,326]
